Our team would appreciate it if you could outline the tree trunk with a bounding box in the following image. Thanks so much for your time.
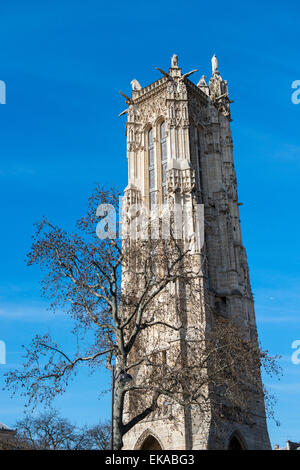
[112,380,125,450]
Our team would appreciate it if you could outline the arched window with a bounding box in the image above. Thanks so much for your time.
[160,122,167,204]
[148,128,155,209]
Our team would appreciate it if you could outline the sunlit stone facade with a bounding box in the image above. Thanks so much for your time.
[121,55,271,450]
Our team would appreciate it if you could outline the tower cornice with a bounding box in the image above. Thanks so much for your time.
[132,77,168,104]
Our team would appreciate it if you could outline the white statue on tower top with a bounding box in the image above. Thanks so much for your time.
[171,54,178,68]
[211,54,219,74]
[130,79,142,91]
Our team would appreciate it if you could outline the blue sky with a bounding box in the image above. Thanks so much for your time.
[0,0,299,447]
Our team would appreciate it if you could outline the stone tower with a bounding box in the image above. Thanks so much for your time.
[121,55,271,450]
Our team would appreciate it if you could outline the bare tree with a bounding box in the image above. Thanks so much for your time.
[11,409,110,450]
[5,187,279,449]
[81,422,111,450]
[14,409,79,450]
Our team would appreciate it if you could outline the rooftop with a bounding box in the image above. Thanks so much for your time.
[0,422,11,431]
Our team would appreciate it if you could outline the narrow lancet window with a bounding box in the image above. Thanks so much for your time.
[160,122,167,204]
[197,129,203,192]
[148,128,155,209]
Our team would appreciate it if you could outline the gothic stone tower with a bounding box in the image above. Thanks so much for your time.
[121,55,271,450]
